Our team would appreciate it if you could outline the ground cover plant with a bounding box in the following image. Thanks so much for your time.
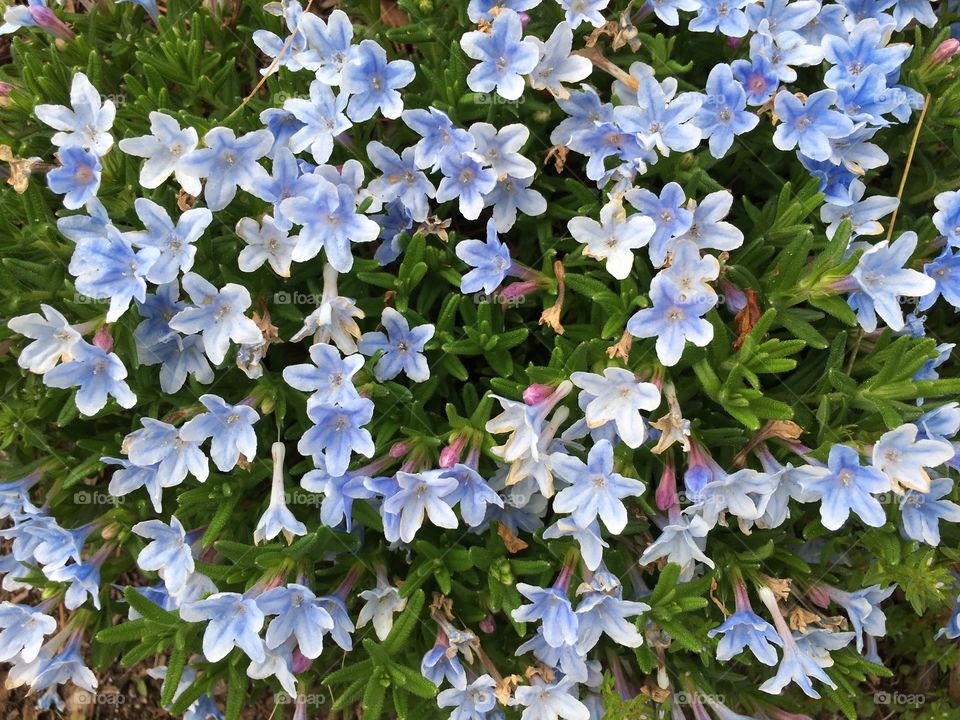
[2,0,960,718]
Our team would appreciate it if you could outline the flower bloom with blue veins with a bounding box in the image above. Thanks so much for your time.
[69,227,158,322]
[256,583,334,659]
[822,19,912,87]
[281,174,381,272]
[553,439,646,534]
[900,478,960,546]
[282,342,364,407]
[124,418,209,486]
[34,72,114,156]
[401,107,475,172]
[920,248,960,311]
[627,274,715,366]
[437,674,499,719]
[118,111,200,192]
[126,198,212,284]
[569,368,660,448]
[618,73,703,157]
[7,304,81,374]
[872,423,955,494]
[131,516,195,595]
[574,572,649,652]
[772,89,855,162]
[731,55,779,106]
[298,398,375,476]
[340,39,415,121]
[236,215,298,277]
[283,80,351,163]
[792,445,890,530]
[528,21,592,98]
[366,141,435,223]
[179,394,260,472]
[180,592,266,663]
[694,63,759,158]
[568,199,655,280]
[47,146,101,210]
[436,151,498,221]
[460,9,539,101]
[847,231,935,332]
[169,273,262,365]
[456,218,513,294]
[511,583,578,648]
[382,470,459,542]
[557,0,610,28]
[359,307,435,383]
[469,122,536,179]
[934,190,960,247]
[0,602,57,663]
[512,677,589,720]
[689,0,750,35]
[297,9,355,84]
[178,127,274,211]
[42,341,136,416]
[624,182,693,268]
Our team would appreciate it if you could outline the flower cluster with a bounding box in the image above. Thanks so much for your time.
[2,0,960,718]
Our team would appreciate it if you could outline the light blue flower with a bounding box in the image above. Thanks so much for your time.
[45,559,102,610]
[820,180,898,240]
[872,423,955,494]
[793,445,889,530]
[568,199,655,280]
[456,219,512,294]
[401,106,475,171]
[126,198,212,284]
[179,394,259,472]
[178,127,274,211]
[822,19,912,88]
[731,55,779,106]
[570,368,660,448]
[298,398,375,475]
[834,66,898,126]
[301,466,374,531]
[442,463,504,528]
[757,588,836,699]
[647,0,701,25]
[848,232,935,332]
[34,72,115,156]
[772,89,855,162]
[422,634,467,690]
[556,0,609,28]
[281,175,380,272]
[125,418,208,487]
[254,442,308,545]
[43,341,136,416]
[436,151,498,221]
[357,580,407,639]
[168,272,262,365]
[7,304,82,374]
[366,141,435,223]
[259,107,305,158]
[512,677,588,720]
[359,307,435,383]
[824,584,895,653]
[707,582,782,665]
[623,182,693,267]
[69,227,158,321]
[484,174,547,232]
[638,507,714,581]
[298,9,356,84]
[118,111,200,192]
[132,516,195,595]
[934,190,960,248]
[284,80,351,163]
[252,0,308,74]
[383,470,459,542]
[528,22,592,98]
[618,74,703,157]
[694,63,758,158]
[542,518,608,571]
[516,627,588,682]
[512,583,578,648]
[0,602,57,663]
[689,0,749,35]
[920,247,960,311]
[468,0,541,22]
[256,583,335,659]
[745,0,819,34]
[900,478,960,546]
[236,215,298,277]
[102,457,165,512]
[180,592,266,663]
[460,9,539,101]
[437,674,499,719]
[626,274,715,366]
[574,572,649,652]
[47,146,101,210]
[283,342,364,407]
[341,39,415,121]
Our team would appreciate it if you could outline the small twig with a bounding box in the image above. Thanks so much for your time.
[222,0,316,123]
[885,93,931,241]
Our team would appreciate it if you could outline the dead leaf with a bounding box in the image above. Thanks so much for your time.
[497,522,528,553]
[732,288,762,350]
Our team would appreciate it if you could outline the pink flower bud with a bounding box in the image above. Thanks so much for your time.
[523,384,555,405]
[727,37,742,49]
[931,38,960,65]
[29,5,74,40]
[92,326,113,352]
[388,441,411,458]
[291,648,312,673]
[655,462,677,511]
[439,435,467,469]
